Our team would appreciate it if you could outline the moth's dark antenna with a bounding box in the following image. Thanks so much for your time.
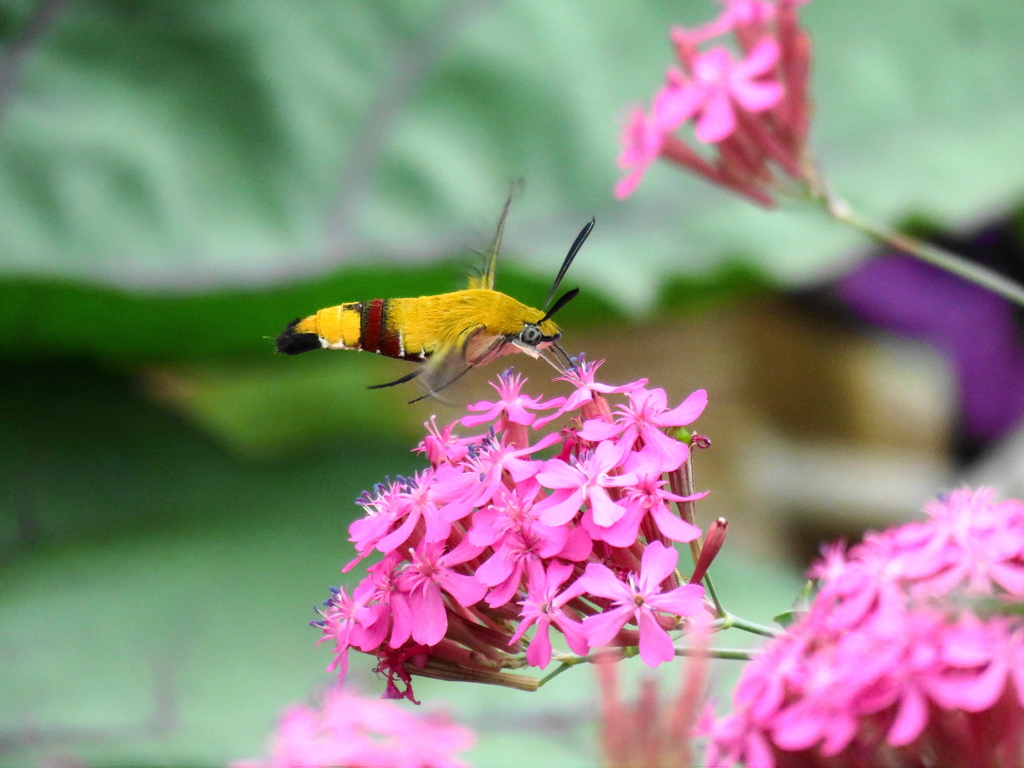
[537,287,579,324]
[542,217,594,311]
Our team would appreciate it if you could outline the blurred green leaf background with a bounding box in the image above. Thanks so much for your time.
[2,0,1022,765]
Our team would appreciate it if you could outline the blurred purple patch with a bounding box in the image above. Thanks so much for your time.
[837,249,1024,445]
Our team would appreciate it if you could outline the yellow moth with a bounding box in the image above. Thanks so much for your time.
[276,192,593,400]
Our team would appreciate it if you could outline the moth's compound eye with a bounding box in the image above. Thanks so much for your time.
[519,324,544,346]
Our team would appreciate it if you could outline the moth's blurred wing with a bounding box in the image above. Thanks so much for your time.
[466,184,519,291]
[409,326,509,403]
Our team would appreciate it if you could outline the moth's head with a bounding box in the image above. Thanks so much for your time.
[515,318,561,351]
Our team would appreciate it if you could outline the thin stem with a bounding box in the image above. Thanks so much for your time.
[703,573,724,616]
[718,612,780,638]
[543,644,755,681]
[677,646,754,661]
[821,193,1024,310]
[536,660,576,687]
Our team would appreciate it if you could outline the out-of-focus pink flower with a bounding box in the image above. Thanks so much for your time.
[616,0,814,205]
[316,365,714,700]
[233,687,475,768]
[597,614,711,768]
[702,487,1024,768]
[658,40,783,143]
[614,108,667,200]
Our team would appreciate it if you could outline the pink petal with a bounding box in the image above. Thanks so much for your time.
[637,608,676,666]
[652,74,706,132]
[437,569,488,607]
[577,418,622,441]
[588,486,626,527]
[537,487,586,527]
[695,89,736,143]
[576,562,631,601]
[485,568,523,608]
[736,38,780,77]
[649,583,705,617]
[886,687,928,746]
[614,170,646,200]
[650,501,703,543]
[639,540,680,587]
[525,617,555,668]
[475,548,514,586]
[409,584,448,646]
[587,507,642,547]
[536,459,583,490]
[557,525,593,561]
[658,388,708,426]
[731,78,784,112]
[583,605,634,647]
[553,611,591,655]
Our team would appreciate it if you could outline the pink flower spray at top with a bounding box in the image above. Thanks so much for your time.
[702,487,1024,768]
[616,0,813,205]
[616,0,1024,310]
[314,359,723,702]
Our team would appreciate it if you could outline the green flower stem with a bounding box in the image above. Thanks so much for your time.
[821,194,1024,309]
[717,612,780,638]
[703,571,724,616]
[539,644,758,686]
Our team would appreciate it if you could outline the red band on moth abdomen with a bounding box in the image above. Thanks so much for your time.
[360,299,384,354]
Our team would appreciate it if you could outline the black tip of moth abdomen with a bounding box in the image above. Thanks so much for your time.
[276,318,322,355]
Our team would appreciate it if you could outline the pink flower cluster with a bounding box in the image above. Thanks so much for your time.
[233,688,474,768]
[616,0,813,204]
[703,488,1024,768]
[315,361,712,701]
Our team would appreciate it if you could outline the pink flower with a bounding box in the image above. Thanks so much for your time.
[508,560,590,668]
[597,615,711,768]
[317,367,712,699]
[233,687,475,768]
[656,40,783,143]
[617,464,705,544]
[313,586,377,677]
[368,466,474,555]
[472,483,576,607]
[452,432,557,511]
[392,541,487,647]
[616,0,814,204]
[703,487,1024,768]
[577,541,706,666]
[614,108,666,200]
[416,415,473,465]
[578,387,707,473]
[461,369,562,429]
[534,439,636,528]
